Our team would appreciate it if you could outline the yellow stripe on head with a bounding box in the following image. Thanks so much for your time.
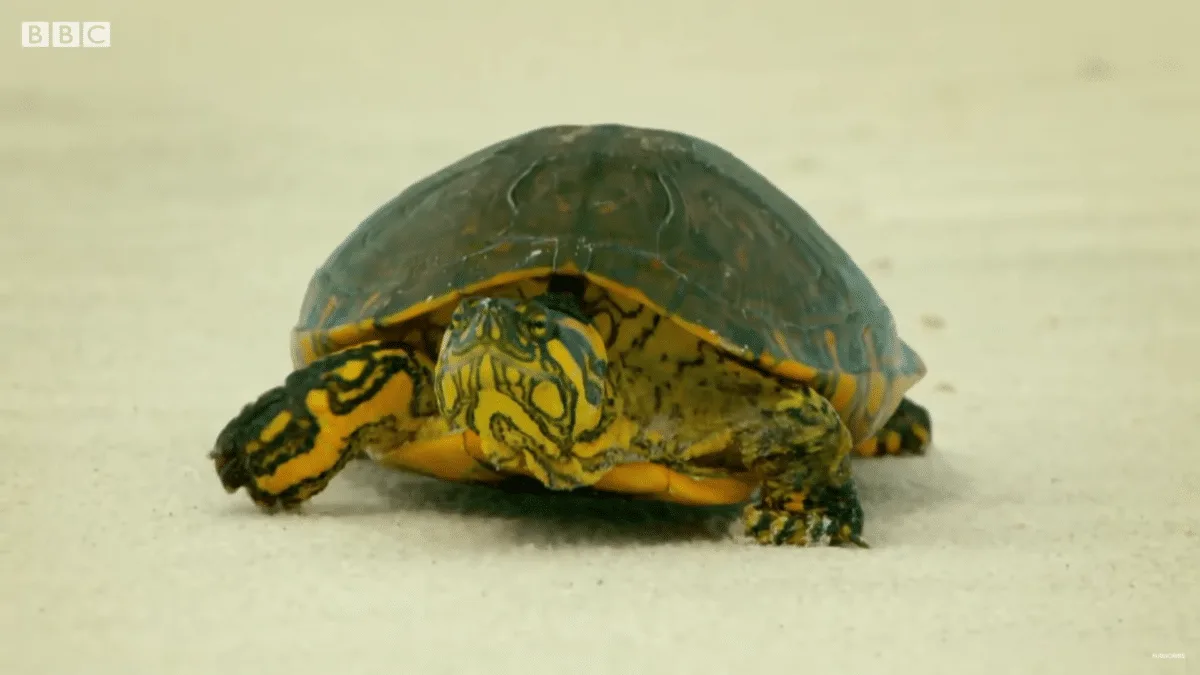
[432,292,616,490]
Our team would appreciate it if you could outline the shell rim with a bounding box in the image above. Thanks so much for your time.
[292,263,924,389]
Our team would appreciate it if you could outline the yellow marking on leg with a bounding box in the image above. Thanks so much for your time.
[255,352,426,496]
[911,424,930,446]
[783,489,809,512]
[677,429,735,462]
[258,412,293,444]
[882,430,902,454]
[335,358,366,382]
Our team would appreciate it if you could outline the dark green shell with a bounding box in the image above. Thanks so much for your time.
[292,124,926,441]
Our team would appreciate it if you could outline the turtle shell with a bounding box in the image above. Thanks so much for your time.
[291,124,926,444]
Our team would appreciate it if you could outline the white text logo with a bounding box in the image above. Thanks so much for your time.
[21,22,111,48]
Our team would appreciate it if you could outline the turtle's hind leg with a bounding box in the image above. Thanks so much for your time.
[210,340,439,510]
[853,397,932,458]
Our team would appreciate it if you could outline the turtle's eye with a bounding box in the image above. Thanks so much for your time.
[527,315,550,338]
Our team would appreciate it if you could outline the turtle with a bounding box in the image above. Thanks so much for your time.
[210,123,932,547]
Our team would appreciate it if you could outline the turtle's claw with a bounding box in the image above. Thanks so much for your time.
[742,480,867,547]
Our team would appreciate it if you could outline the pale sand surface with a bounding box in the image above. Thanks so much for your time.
[2,1,1198,673]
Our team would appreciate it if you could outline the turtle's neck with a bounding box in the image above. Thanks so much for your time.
[539,274,590,323]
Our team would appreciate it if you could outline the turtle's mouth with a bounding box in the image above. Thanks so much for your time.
[478,430,601,491]
[435,351,610,490]
[434,293,616,490]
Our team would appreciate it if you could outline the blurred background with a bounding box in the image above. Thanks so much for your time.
[2,1,1197,673]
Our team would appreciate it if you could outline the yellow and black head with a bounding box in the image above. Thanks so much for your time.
[433,291,616,489]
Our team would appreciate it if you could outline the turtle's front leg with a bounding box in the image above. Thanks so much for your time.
[741,386,867,547]
[210,340,439,510]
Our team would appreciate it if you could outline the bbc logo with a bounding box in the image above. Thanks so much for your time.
[21,22,111,48]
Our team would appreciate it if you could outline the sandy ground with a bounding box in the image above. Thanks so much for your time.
[3,0,1198,673]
